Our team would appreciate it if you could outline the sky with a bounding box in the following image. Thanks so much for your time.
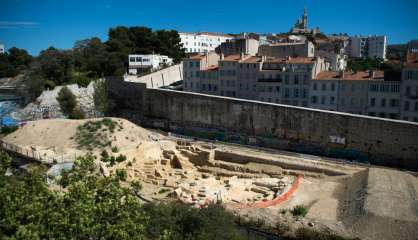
[1,0,418,55]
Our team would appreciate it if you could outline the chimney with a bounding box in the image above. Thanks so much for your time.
[339,70,345,79]
[220,53,224,60]
[261,55,267,62]
[369,70,375,78]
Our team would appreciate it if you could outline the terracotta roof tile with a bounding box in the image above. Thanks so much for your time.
[264,57,316,64]
[314,71,385,81]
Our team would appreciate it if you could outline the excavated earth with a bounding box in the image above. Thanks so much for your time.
[2,118,418,240]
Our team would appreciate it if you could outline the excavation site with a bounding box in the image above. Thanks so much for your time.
[2,118,418,240]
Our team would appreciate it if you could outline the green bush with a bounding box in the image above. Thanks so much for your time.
[292,205,308,217]
[116,169,127,181]
[116,154,126,163]
[1,125,18,135]
[111,146,119,153]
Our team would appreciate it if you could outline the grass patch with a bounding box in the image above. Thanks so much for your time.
[158,188,170,194]
[74,118,121,150]
[292,205,308,217]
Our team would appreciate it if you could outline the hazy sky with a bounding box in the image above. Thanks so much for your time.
[1,0,418,55]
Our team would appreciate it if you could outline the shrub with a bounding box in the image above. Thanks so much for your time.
[111,146,119,153]
[292,205,308,217]
[70,107,85,119]
[158,188,170,194]
[1,125,18,135]
[116,169,127,181]
[115,154,126,163]
[56,86,77,118]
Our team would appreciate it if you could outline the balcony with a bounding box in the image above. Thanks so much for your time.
[257,78,282,83]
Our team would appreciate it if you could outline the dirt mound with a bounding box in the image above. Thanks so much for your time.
[2,118,155,162]
[341,168,418,240]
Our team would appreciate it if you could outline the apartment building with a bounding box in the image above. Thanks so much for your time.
[179,32,233,53]
[183,53,328,107]
[312,71,401,119]
[0,44,4,54]
[182,52,417,122]
[348,36,387,59]
[400,54,418,122]
[258,41,315,58]
[215,37,259,56]
[183,52,220,93]
[128,54,173,75]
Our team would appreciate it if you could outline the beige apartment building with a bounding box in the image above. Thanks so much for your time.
[183,53,328,107]
[215,37,259,56]
[312,71,401,119]
[258,41,315,58]
[400,54,418,122]
[183,52,417,122]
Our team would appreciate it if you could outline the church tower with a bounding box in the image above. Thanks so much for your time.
[303,6,308,29]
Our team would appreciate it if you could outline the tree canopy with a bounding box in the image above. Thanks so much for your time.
[0,151,246,240]
[4,26,186,101]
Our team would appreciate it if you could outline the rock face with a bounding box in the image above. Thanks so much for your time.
[13,82,96,121]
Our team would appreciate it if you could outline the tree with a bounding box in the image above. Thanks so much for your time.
[93,79,109,115]
[37,47,74,85]
[56,86,79,118]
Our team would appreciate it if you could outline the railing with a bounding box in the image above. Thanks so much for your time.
[1,140,78,164]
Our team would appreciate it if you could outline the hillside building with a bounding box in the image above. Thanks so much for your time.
[179,32,233,53]
[128,54,173,75]
[348,36,387,59]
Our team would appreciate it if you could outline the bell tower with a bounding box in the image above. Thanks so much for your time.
[303,6,308,29]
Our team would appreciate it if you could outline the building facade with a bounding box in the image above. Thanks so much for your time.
[258,41,315,58]
[183,54,329,107]
[400,57,418,122]
[348,36,387,59]
[128,54,173,75]
[215,37,259,56]
[182,52,418,122]
[179,32,233,54]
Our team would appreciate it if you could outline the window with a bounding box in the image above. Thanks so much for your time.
[285,75,289,84]
[322,83,326,91]
[303,74,309,84]
[330,96,335,105]
[331,83,335,91]
[129,57,135,62]
[284,88,290,98]
[415,102,418,111]
[351,84,355,92]
[313,83,317,90]
[311,96,318,104]
[370,98,376,106]
[302,89,308,98]
[390,99,399,107]
[321,96,326,104]
[404,101,410,111]
[406,86,411,95]
[136,57,142,62]
[276,86,281,92]
[294,89,299,98]
[294,75,299,84]
[381,98,386,107]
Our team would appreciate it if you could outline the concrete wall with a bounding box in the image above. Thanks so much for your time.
[124,64,182,88]
[108,77,418,171]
